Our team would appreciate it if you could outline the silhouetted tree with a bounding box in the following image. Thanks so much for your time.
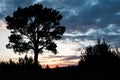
[5,4,65,65]
[9,59,15,65]
[78,39,120,72]
[18,57,24,65]
[18,55,33,65]
[46,64,50,69]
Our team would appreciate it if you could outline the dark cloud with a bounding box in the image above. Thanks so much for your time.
[42,55,80,62]
[63,0,120,32]
[0,0,34,19]
[62,55,80,61]
[44,55,65,58]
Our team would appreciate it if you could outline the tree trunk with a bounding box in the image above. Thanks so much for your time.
[34,50,39,65]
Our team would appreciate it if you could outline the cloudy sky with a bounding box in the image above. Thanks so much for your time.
[0,0,120,68]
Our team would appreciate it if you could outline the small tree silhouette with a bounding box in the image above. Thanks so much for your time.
[18,55,33,65]
[5,4,65,65]
[46,64,50,69]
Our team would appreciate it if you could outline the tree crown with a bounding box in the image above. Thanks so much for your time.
[6,4,65,55]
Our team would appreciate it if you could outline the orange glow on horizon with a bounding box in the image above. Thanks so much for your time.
[42,64,58,69]
[41,63,76,69]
